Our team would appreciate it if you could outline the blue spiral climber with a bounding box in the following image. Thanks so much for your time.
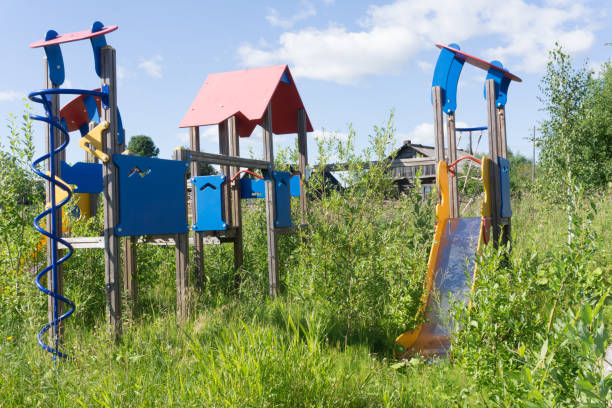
[29,87,107,359]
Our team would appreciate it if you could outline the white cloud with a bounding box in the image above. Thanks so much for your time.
[0,90,22,102]
[266,1,316,29]
[138,55,164,79]
[416,60,433,73]
[117,64,135,80]
[239,0,597,83]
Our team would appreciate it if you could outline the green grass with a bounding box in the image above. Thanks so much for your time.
[1,300,470,407]
[1,192,610,407]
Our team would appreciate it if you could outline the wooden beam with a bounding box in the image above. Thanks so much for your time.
[432,86,445,164]
[189,126,204,290]
[123,236,137,318]
[218,121,231,226]
[44,58,64,342]
[446,113,459,218]
[178,149,271,170]
[297,109,308,224]
[497,107,508,159]
[228,116,244,289]
[100,46,122,339]
[432,86,445,208]
[262,105,279,297]
[497,106,511,245]
[486,79,501,246]
[173,147,190,321]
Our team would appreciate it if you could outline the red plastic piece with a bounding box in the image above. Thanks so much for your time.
[230,169,264,183]
[59,90,102,132]
[435,44,522,82]
[30,26,118,48]
[179,65,313,137]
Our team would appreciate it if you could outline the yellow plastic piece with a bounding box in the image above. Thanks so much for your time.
[395,157,493,353]
[78,120,110,162]
[395,161,450,350]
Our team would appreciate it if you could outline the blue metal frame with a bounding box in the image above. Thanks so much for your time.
[273,171,293,228]
[483,61,511,108]
[455,126,487,132]
[28,89,76,360]
[432,43,465,114]
[498,157,512,217]
[113,155,189,236]
[190,175,228,231]
[43,30,65,86]
[90,21,107,78]
[60,161,103,194]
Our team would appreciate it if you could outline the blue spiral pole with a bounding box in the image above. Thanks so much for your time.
[28,88,107,359]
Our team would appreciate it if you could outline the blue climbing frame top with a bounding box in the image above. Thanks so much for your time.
[432,43,522,113]
[30,21,118,86]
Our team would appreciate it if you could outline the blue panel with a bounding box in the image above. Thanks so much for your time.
[83,95,100,123]
[483,60,511,108]
[90,21,107,78]
[113,155,188,236]
[290,174,301,197]
[280,71,291,84]
[43,30,64,86]
[498,157,512,217]
[432,43,464,114]
[240,177,266,199]
[61,161,103,193]
[117,109,125,145]
[273,171,293,228]
[190,175,227,231]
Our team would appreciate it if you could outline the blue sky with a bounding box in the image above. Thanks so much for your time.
[0,0,610,165]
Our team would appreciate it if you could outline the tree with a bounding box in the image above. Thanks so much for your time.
[199,162,216,176]
[537,45,611,196]
[127,135,159,157]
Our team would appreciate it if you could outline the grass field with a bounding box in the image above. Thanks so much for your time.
[1,189,610,407]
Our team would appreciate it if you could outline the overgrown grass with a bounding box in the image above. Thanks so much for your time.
[1,113,610,407]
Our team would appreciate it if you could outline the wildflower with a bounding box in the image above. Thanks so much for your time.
[6,336,13,341]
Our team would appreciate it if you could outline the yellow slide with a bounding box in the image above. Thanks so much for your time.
[395,158,491,357]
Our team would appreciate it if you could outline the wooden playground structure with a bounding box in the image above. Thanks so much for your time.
[28,23,520,360]
[29,23,311,356]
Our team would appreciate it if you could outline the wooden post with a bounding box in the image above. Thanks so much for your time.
[262,105,279,297]
[432,87,445,164]
[173,148,190,321]
[218,121,231,225]
[123,236,137,318]
[485,79,501,246]
[228,116,243,289]
[44,58,64,341]
[446,113,459,218]
[297,109,308,225]
[100,46,122,339]
[189,126,204,290]
[497,107,507,159]
[432,86,445,206]
[497,106,511,245]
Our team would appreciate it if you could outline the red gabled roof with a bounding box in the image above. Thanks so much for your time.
[179,65,313,137]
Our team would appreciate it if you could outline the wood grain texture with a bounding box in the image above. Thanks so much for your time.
[189,126,204,290]
[101,46,122,339]
[228,116,244,289]
[262,105,278,297]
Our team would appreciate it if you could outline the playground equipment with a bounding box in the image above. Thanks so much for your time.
[28,22,311,359]
[395,44,521,356]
